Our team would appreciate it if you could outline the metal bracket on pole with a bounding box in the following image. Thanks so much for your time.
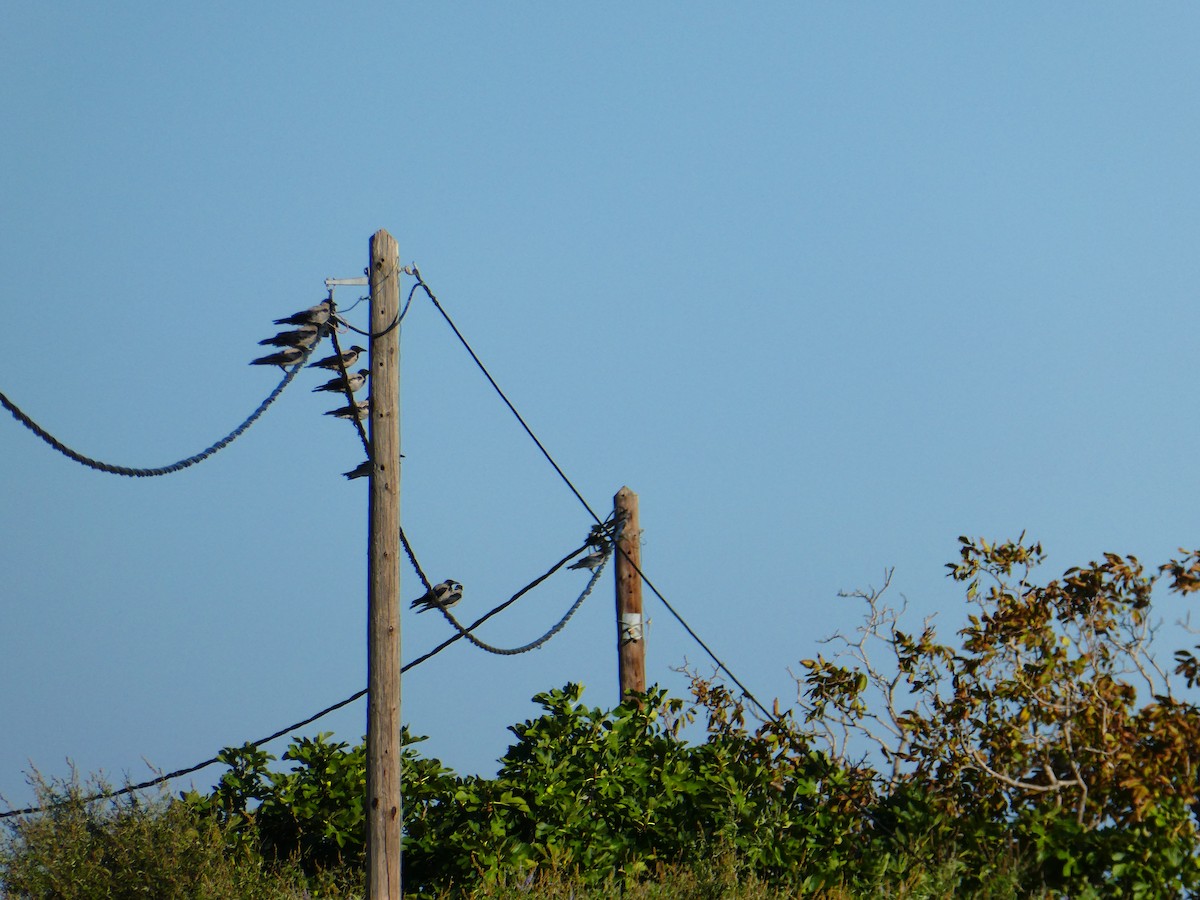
[325,277,370,289]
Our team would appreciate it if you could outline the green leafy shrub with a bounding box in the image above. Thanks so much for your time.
[182,727,456,877]
[11,536,1200,898]
[796,536,1200,897]
[401,683,870,893]
[0,769,327,899]
[175,686,871,896]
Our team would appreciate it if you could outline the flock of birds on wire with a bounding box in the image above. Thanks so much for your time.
[249,298,372,479]
[247,298,616,617]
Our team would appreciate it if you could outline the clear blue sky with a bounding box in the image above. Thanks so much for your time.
[4,5,1200,810]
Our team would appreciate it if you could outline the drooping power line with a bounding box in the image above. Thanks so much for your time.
[0,316,324,477]
[410,266,775,720]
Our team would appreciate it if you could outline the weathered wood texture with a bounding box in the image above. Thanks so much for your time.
[366,229,401,899]
[614,486,646,700]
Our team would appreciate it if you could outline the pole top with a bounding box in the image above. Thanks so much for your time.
[370,229,399,253]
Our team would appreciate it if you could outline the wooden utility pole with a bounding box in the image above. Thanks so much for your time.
[614,486,646,700]
[366,229,402,898]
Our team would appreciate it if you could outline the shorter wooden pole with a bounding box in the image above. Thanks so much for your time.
[614,486,645,700]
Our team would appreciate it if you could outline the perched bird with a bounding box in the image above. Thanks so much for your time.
[275,299,333,327]
[569,550,609,571]
[310,345,365,371]
[343,460,373,480]
[313,369,369,394]
[324,399,370,420]
[258,324,321,348]
[586,523,612,551]
[410,580,464,614]
[250,346,307,368]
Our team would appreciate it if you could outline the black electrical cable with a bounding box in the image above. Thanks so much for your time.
[0,335,321,477]
[0,538,595,819]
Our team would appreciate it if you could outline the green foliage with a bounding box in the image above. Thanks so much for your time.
[796,535,1200,897]
[402,682,869,894]
[163,674,1068,896]
[8,535,1200,898]
[171,686,872,895]
[0,769,339,899]
[181,727,455,876]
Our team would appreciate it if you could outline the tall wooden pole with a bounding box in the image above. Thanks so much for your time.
[366,229,402,898]
[614,486,646,700]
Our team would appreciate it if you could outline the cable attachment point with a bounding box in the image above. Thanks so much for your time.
[569,513,625,571]
[620,612,643,644]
